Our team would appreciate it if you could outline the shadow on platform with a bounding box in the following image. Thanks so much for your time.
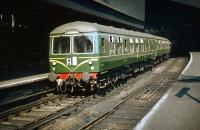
[178,75,200,82]
[175,87,200,104]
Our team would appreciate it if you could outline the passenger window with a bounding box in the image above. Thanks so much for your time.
[135,38,139,43]
[108,35,115,43]
[145,43,149,51]
[124,40,130,54]
[101,36,115,55]
[144,43,146,51]
[148,40,150,50]
[143,44,145,51]
[153,40,156,50]
[108,43,115,55]
[131,43,135,53]
[139,44,143,52]
[135,44,139,52]
[159,43,161,50]
[129,38,134,53]
[115,43,123,55]
[118,37,123,43]
[140,39,144,43]
[129,38,133,43]
[150,40,153,50]
[129,43,133,53]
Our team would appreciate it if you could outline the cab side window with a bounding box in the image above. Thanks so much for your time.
[101,38,106,54]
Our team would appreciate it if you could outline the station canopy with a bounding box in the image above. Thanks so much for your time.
[42,0,144,29]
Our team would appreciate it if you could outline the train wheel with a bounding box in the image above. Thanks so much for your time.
[106,85,111,93]
[110,81,115,90]
[59,85,67,93]
[96,85,105,96]
[85,85,91,93]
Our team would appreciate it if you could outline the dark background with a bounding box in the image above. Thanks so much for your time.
[0,0,200,80]
[145,0,200,56]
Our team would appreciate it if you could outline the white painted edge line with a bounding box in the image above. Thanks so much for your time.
[180,52,193,76]
[0,75,48,89]
[134,93,169,130]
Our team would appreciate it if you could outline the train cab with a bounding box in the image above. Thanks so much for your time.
[48,24,101,92]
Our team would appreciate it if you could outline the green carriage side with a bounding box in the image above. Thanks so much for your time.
[96,33,170,73]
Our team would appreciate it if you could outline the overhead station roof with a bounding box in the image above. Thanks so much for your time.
[172,0,200,9]
[42,0,144,29]
[50,21,168,41]
[93,0,145,21]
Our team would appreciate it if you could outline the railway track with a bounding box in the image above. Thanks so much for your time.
[0,80,54,113]
[81,58,187,130]
[0,93,98,130]
[39,58,187,130]
[0,58,187,130]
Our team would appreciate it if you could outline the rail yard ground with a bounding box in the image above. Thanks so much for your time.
[38,57,187,130]
[0,57,187,130]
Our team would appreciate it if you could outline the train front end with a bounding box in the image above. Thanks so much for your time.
[48,29,99,93]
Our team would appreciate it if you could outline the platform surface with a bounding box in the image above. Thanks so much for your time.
[0,73,48,90]
[178,52,200,81]
[134,52,200,130]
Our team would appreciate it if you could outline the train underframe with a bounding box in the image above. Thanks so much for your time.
[48,54,169,93]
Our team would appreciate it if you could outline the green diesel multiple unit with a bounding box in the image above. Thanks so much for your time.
[48,21,171,93]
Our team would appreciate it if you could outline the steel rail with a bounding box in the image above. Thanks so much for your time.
[23,96,93,130]
[0,89,56,119]
[79,58,186,130]
[0,93,94,130]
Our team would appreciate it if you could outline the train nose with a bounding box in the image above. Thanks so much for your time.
[48,72,57,82]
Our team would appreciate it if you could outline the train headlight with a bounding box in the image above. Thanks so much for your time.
[52,62,57,66]
[88,60,93,65]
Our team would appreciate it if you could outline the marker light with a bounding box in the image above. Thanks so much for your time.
[52,62,57,66]
[88,60,93,65]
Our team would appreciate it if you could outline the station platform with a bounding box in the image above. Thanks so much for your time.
[0,73,48,90]
[0,62,48,81]
[134,52,200,130]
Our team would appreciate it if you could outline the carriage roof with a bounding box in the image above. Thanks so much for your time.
[50,21,168,41]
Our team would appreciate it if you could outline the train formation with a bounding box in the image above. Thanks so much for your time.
[48,21,171,93]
